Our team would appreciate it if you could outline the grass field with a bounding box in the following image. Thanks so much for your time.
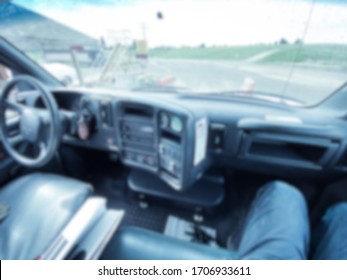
[150,45,273,61]
[150,44,347,65]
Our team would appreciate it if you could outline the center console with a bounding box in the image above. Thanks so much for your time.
[117,102,158,171]
[116,101,211,191]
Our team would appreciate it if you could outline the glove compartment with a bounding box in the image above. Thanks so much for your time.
[239,132,339,169]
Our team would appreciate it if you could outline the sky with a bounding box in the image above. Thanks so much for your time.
[12,0,347,47]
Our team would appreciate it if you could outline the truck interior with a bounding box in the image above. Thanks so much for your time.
[1,0,347,260]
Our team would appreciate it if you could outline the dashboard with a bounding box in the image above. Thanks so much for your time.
[34,88,347,191]
[52,91,210,191]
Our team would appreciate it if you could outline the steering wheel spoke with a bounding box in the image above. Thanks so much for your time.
[37,141,48,158]
[8,133,24,146]
[5,100,25,114]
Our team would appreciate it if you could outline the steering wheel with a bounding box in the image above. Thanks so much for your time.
[0,76,61,168]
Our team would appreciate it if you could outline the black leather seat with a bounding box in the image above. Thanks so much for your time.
[0,173,92,259]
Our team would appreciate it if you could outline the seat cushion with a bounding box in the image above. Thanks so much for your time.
[101,227,236,260]
[0,173,92,259]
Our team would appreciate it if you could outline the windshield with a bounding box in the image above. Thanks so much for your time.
[0,0,346,106]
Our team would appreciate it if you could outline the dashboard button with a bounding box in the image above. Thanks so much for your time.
[168,160,176,173]
[147,156,155,166]
[159,144,165,154]
[137,154,145,163]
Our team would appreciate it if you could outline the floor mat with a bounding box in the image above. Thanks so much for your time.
[84,165,260,250]
[91,174,253,249]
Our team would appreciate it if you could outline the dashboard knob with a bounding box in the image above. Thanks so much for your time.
[76,107,96,140]
[77,117,90,140]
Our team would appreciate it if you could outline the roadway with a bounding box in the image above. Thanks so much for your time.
[148,59,347,105]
